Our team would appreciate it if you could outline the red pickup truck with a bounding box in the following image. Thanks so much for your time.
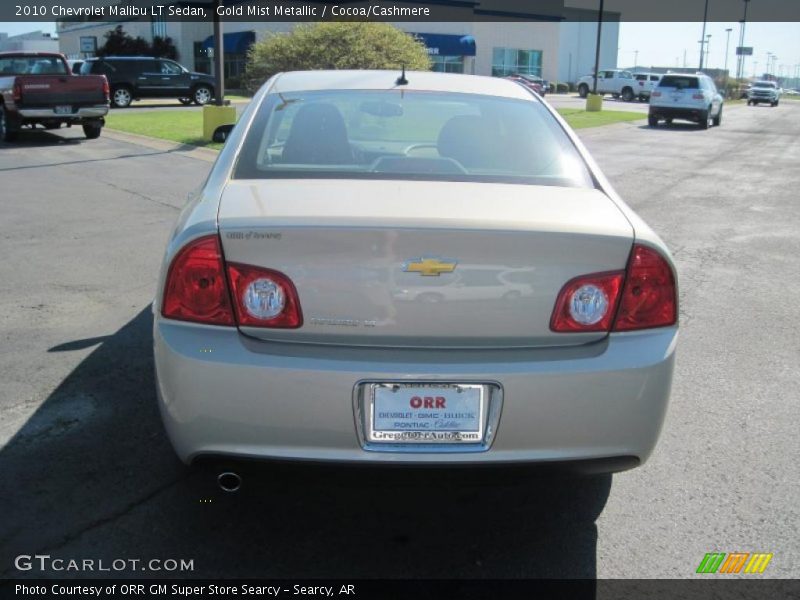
[0,51,109,142]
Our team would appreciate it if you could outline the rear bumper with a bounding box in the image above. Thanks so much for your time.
[649,106,706,121]
[154,318,677,469]
[18,105,109,119]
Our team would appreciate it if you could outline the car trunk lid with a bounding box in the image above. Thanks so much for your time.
[218,180,634,348]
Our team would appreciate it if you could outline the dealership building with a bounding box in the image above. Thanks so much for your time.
[57,1,619,86]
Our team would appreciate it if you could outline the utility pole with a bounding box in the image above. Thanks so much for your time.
[698,0,709,70]
[634,49,639,68]
[706,34,712,69]
[212,0,224,105]
[591,0,604,95]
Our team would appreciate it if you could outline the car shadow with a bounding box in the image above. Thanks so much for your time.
[0,307,611,582]
[637,123,706,132]
[1,129,84,147]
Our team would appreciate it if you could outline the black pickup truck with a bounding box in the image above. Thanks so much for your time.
[0,51,109,142]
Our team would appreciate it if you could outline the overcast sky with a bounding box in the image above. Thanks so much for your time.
[3,20,799,78]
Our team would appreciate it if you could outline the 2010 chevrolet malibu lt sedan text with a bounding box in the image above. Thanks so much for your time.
[153,70,678,473]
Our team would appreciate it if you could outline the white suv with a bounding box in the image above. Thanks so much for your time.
[648,73,723,129]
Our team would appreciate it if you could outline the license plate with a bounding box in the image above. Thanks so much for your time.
[367,383,485,444]
[54,105,72,115]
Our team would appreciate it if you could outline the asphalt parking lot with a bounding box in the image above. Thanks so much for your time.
[1,100,798,579]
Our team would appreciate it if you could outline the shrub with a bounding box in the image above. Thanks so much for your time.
[243,23,431,94]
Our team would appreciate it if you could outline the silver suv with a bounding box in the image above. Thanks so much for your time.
[747,81,780,107]
[648,73,723,129]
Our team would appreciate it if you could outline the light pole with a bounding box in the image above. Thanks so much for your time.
[634,49,639,68]
[736,0,751,81]
[706,34,712,69]
[698,0,709,70]
[724,28,732,95]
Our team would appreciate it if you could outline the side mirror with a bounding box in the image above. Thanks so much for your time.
[212,124,234,143]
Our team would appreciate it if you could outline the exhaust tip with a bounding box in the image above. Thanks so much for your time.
[217,471,242,493]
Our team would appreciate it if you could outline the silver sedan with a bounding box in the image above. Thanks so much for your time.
[154,70,677,477]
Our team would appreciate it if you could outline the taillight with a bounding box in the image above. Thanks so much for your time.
[613,244,677,331]
[12,82,21,102]
[551,244,677,333]
[692,93,705,99]
[102,76,110,102]
[652,91,661,97]
[550,272,624,332]
[161,235,235,326]
[226,263,302,328]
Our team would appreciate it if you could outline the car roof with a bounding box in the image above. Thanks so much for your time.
[0,51,64,58]
[270,70,532,100]
[85,56,159,61]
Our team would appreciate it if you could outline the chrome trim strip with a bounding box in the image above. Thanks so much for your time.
[18,106,109,118]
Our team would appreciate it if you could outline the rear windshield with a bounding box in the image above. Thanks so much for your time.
[0,55,67,75]
[233,90,593,188]
[753,81,776,88]
[658,76,699,90]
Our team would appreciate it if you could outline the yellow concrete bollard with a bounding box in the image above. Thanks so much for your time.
[585,93,603,112]
[203,105,237,141]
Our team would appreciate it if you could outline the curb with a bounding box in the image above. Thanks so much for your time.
[102,128,220,163]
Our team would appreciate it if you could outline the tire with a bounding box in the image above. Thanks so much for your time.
[178,97,193,106]
[713,105,722,126]
[648,114,659,127]
[0,104,19,142]
[578,84,589,98]
[44,122,61,130]
[772,100,778,107]
[621,87,634,102]
[111,86,133,108]
[747,100,752,106]
[612,93,619,99]
[82,121,102,139]
[699,109,710,129]
[192,85,213,106]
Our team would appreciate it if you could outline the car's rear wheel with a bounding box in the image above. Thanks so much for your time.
[0,104,19,142]
[192,85,213,106]
[648,114,659,127]
[621,87,634,102]
[712,105,723,126]
[111,86,133,109]
[699,109,710,129]
[82,120,103,139]
[578,84,589,98]
[44,122,61,130]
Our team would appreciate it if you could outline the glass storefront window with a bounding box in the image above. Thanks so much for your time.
[431,55,465,74]
[492,48,543,77]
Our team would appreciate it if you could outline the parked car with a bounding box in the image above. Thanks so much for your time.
[747,81,781,106]
[154,70,678,483]
[0,51,108,142]
[505,73,547,96]
[577,69,637,101]
[648,73,723,129]
[66,59,83,75]
[634,72,662,101]
[80,56,215,108]
[738,84,752,99]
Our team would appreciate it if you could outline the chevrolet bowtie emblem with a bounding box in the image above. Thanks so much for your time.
[402,257,458,276]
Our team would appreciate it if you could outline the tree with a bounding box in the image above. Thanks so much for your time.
[152,36,179,60]
[96,25,179,60]
[243,23,431,93]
